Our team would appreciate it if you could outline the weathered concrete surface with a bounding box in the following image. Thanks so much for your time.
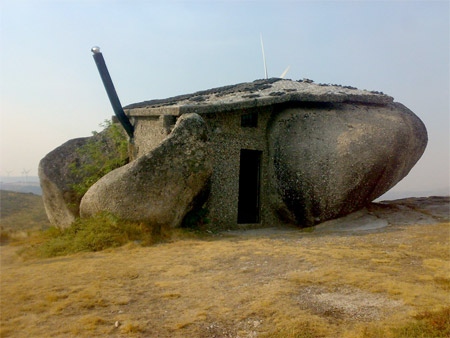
[268,102,428,226]
[80,113,212,228]
[39,137,91,228]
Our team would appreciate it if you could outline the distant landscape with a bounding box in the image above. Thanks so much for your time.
[0,190,50,237]
[0,176,42,195]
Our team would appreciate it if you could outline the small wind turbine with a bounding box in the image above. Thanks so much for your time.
[260,33,268,79]
[279,66,291,79]
[6,170,13,177]
[260,34,290,79]
[22,169,30,182]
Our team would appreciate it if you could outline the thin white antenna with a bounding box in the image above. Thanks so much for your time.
[260,33,268,79]
[280,66,291,79]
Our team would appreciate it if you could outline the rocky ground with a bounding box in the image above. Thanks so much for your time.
[0,196,449,338]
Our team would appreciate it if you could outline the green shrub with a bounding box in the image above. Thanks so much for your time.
[38,213,154,257]
[69,121,129,199]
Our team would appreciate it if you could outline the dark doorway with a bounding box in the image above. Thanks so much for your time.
[238,149,262,223]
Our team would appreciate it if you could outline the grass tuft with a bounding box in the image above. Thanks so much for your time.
[362,307,450,338]
[19,212,209,258]
[261,321,327,338]
[23,212,157,258]
[120,321,144,334]
[434,277,450,291]
[0,229,10,245]
[391,307,450,338]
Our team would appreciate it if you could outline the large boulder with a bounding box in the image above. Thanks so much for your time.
[39,124,128,228]
[80,113,213,228]
[269,102,427,226]
[39,137,91,228]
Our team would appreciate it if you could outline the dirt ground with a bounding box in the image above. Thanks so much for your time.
[1,196,449,337]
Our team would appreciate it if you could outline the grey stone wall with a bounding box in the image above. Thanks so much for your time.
[128,106,284,229]
[132,115,178,157]
[201,106,281,228]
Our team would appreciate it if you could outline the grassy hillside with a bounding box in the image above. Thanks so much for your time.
[1,222,448,338]
[0,190,50,234]
[0,197,449,338]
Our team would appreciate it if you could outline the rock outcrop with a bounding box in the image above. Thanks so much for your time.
[39,124,128,228]
[80,113,212,228]
[39,137,91,228]
[268,102,428,226]
[41,78,428,230]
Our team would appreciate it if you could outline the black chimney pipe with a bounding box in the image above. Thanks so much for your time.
[91,46,134,139]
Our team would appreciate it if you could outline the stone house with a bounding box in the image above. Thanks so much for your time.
[126,88,280,228]
[121,78,427,228]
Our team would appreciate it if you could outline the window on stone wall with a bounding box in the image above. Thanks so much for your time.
[241,112,258,128]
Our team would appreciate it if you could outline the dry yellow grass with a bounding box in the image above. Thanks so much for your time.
[1,218,449,337]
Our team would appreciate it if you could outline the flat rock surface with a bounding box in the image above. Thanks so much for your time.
[225,196,449,235]
[125,78,393,116]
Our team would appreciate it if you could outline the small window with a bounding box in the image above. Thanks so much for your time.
[241,112,258,128]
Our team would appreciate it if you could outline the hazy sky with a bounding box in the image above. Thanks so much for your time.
[0,0,449,197]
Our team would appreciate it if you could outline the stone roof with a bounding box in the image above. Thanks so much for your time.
[124,78,394,116]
